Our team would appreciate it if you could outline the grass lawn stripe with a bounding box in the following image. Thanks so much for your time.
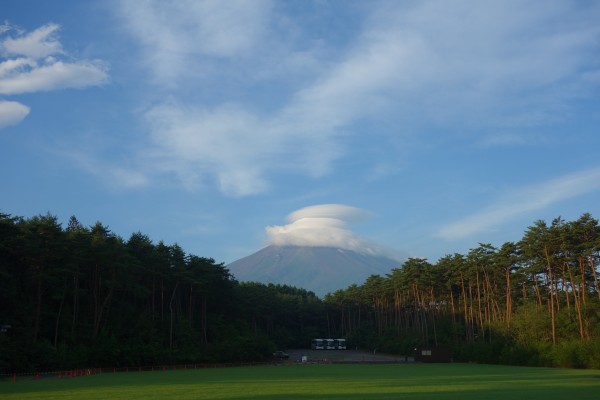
[1,363,599,400]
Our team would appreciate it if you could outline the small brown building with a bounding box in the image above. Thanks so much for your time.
[414,346,451,363]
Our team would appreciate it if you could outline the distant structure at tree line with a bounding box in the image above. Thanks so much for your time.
[311,338,346,350]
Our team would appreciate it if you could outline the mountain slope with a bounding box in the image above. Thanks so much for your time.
[227,245,403,296]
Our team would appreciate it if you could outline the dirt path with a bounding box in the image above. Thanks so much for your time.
[285,349,413,363]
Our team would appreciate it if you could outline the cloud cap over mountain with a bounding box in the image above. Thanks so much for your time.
[265,204,403,261]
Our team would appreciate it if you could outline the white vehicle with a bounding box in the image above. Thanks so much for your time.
[335,338,346,350]
[311,338,324,350]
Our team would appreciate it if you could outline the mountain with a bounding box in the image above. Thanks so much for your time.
[227,245,404,297]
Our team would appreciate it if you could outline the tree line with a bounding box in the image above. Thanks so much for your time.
[323,214,600,368]
[1,212,599,372]
[0,213,324,373]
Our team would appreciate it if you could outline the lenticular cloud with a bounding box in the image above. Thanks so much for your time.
[265,204,402,259]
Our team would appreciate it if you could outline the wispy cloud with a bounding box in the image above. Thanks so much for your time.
[477,132,546,148]
[0,59,108,95]
[117,0,271,85]
[143,102,269,196]
[0,23,108,128]
[436,166,600,240]
[0,23,63,58]
[113,0,600,195]
[67,150,150,189]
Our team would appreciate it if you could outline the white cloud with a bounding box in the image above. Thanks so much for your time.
[0,59,108,95]
[116,1,600,196]
[0,22,108,128]
[437,166,600,240]
[0,23,63,58]
[0,57,37,77]
[0,100,30,128]
[362,0,600,125]
[143,102,271,196]
[141,93,353,195]
[266,204,403,260]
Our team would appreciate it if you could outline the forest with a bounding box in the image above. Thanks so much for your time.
[1,211,599,372]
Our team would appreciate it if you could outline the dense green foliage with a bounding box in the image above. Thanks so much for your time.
[2,364,600,400]
[324,214,600,368]
[0,213,324,373]
[1,212,600,372]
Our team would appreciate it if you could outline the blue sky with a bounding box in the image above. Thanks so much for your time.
[2,0,600,267]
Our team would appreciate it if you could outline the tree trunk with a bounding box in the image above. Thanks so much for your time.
[460,273,471,342]
[32,264,43,344]
[188,285,193,324]
[93,264,115,340]
[169,282,179,350]
[505,266,512,327]
[533,274,543,310]
[201,296,208,345]
[579,257,587,307]
[54,292,65,348]
[589,255,600,300]
[476,271,483,334]
[71,274,79,340]
[544,246,556,345]
[567,267,585,340]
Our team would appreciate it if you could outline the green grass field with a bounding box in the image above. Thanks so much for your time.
[2,363,600,400]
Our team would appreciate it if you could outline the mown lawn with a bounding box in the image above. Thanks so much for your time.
[1,363,599,400]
